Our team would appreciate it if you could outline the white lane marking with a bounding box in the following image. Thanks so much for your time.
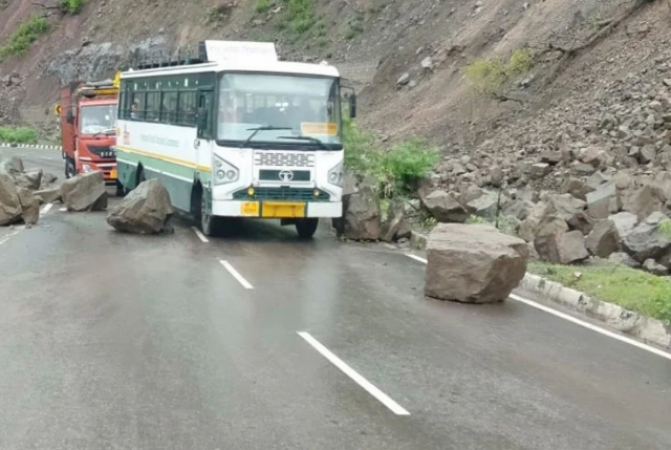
[405,253,671,360]
[406,254,427,264]
[298,331,410,416]
[40,203,53,215]
[192,227,209,243]
[219,260,253,289]
[509,294,671,361]
[0,227,24,247]
[59,208,67,212]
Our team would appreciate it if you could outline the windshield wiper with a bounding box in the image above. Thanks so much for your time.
[242,126,292,148]
[278,135,329,150]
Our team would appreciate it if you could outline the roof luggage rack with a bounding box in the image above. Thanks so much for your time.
[134,45,206,70]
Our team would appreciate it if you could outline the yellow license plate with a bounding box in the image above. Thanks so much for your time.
[110,170,118,179]
[261,202,306,218]
[241,201,260,217]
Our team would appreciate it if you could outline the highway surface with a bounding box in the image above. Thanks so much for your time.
[1,146,670,450]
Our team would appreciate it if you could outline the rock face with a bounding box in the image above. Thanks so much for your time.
[423,190,474,223]
[0,170,22,226]
[534,230,590,264]
[585,219,620,258]
[424,224,528,303]
[337,177,380,240]
[16,187,39,225]
[61,172,108,212]
[107,179,173,234]
[622,212,671,263]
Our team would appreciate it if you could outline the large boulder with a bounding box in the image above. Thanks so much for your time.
[424,224,528,303]
[0,170,22,226]
[0,156,24,175]
[14,169,42,190]
[336,176,380,240]
[518,200,569,242]
[380,200,411,243]
[534,230,590,264]
[586,182,621,220]
[107,179,173,235]
[40,172,58,189]
[423,190,475,223]
[560,177,594,201]
[34,187,62,204]
[622,212,671,263]
[622,185,665,222]
[16,187,39,225]
[585,219,620,258]
[61,171,108,212]
[609,212,638,238]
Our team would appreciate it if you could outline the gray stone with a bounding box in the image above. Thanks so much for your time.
[16,187,39,225]
[423,190,475,223]
[337,177,380,240]
[609,212,638,238]
[608,252,641,268]
[14,169,43,190]
[586,182,621,220]
[34,187,62,205]
[534,230,590,264]
[107,179,173,235]
[578,146,602,167]
[622,185,665,222]
[643,258,668,276]
[39,172,58,189]
[586,172,611,190]
[530,163,551,179]
[380,201,410,243]
[0,156,24,175]
[61,171,108,212]
[622,212,671,263]
[518,201,569,242]
[425,224,528,303]
[397,73,410,86]
[585,219,620,258]
[560,177,594,201]
[0,170,22,226]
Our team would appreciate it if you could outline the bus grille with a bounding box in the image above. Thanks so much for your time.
[233,187,330,202]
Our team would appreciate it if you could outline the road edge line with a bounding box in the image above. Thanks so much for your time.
[192,226,209,243]
[297,331,410,416]
[40,203,53,215]
[219,260,253,289]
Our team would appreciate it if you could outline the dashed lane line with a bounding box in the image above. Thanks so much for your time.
[405,253,671,361]
[219,260,253,289]
[40,203,53,215]
[298,331,410,416]
[0,227,24,248]
[192,227,209,243]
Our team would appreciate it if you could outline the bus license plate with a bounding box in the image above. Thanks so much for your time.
[241,202,260,216]
[110,170,118,179]
[261,202,305,218]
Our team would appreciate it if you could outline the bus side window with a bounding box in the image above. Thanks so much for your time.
[197,90,213,139]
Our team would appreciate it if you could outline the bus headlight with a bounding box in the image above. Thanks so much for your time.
[328,162,344,187]
[213,155,239,185]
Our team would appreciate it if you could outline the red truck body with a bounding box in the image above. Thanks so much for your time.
[59,80,119,187]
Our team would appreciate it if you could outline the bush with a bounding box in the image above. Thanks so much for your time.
[463,48,533,96]
[0,127,39,144]
[343,118,439,198]
[276,0,316,37]
[256,0,272,13]
[61,0,86,14]
[0,15,49,61]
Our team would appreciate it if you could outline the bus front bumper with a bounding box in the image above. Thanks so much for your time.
[212,200,342,219]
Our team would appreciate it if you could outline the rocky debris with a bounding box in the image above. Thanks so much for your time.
[380,200,411,243]
[0,170,22,226]
[609,212,638,238]
[622,212,671,263]
[335,176,380,240]
[586,182,621,220]
[14,169,43,191]
[585,219,620,258]
[560,178,593,201]
[0,156,24,175]
[534,230,590,264]
[643,258,667,276]
[424,224,528,303]
[34,187,62,205]
[519,201,569,242]
[107,179,173,235]
[609,252,640,268]
[61,172,108,212]
[39,172,58,189]
[397,73,410,86]
[422,190,474,223]
[622,185,665,222]
[16,187,39,226]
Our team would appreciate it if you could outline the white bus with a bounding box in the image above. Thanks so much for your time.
[115,41,355,238]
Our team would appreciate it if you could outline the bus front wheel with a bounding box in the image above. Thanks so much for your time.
[197,189,218,237]
[295,219,319,239]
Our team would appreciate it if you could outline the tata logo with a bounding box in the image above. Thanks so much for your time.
[279,170,294,182]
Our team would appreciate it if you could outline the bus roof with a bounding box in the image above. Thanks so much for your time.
[120,60,340,80]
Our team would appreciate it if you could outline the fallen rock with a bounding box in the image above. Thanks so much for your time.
[585,219,620,258]
[534,230,590,264]
[622,212,671,263]
[608,252,640,268]
[0,156,24,175]
[16,187,39,225]
[622,185,665,222]
[14,169,43,190]
[0,170,22,226]
[586,182,621,220]
[107,179,173,235]
[380,200,411,242]
[609,212,638,238]
[61,171,108,212]
[560,178,594,201]
[39,172,58,189]
[34,187,62,204]
[423,190,475,223]
[643,258,667,276]
[424,224,528,303]
[518,200,569,242]
[338,177,380,240]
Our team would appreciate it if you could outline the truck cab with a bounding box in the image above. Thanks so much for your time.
[59,80,121,194]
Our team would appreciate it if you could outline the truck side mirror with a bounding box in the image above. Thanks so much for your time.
[197,107,208,130]
[66,110,74,125]
[349,93,357,119]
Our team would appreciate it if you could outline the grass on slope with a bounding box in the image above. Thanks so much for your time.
[0,15,49,62]
[0,127,39,144]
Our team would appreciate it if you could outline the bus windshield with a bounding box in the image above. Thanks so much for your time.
[217,73,342,149]
[80,104,117,135]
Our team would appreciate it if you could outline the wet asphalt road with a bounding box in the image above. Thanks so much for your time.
[1,147,670,450]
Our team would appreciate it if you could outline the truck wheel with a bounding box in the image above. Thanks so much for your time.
[65,156,76,179]
[295,219,319,239]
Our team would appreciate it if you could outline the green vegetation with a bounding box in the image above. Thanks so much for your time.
[276,0,317,40]
[529,261,671,324]
[463,48,533,96]
[465,214,519,237]
[61,0,86,14]
[0,127,39,144]
[0,15,49,62]
[345,13,365,40]
[256,0,272,13]
[343,118,440,198]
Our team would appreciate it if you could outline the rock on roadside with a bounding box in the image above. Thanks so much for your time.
[534,230,590,264]
[61,171,108,212]
[422,190,475,223]
[16,187,39,225]
[35,187,62,204]
[425,223,528,303]
[107,179,173,235]
[0,170,22,226]
[336,176,381,240]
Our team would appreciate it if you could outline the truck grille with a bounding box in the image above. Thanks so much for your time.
[87,145,116,159]
[254,152,315,168]
[233,187,330,202]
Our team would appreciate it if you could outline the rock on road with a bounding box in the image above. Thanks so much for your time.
[0,146,670,450]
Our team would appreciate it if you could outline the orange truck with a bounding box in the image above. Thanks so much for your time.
[58,77,121,195]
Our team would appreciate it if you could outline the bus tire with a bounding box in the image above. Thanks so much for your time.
[136,166,146,188]
[295,218,319,239]
[195,186,218,237]
[115,180,126,197]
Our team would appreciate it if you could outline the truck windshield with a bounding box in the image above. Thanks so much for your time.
[80,105,117,135]
[217,73,342,149]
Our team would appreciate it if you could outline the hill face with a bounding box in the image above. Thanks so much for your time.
[0,0,668,155]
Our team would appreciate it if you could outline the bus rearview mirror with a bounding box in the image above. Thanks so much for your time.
[349,93,357,119]
[197,107,208,129]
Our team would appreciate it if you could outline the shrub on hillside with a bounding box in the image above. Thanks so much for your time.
[0,127,39,144]
[463,48,533,96]
[0,15,49,61]
[61,0,86,14]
